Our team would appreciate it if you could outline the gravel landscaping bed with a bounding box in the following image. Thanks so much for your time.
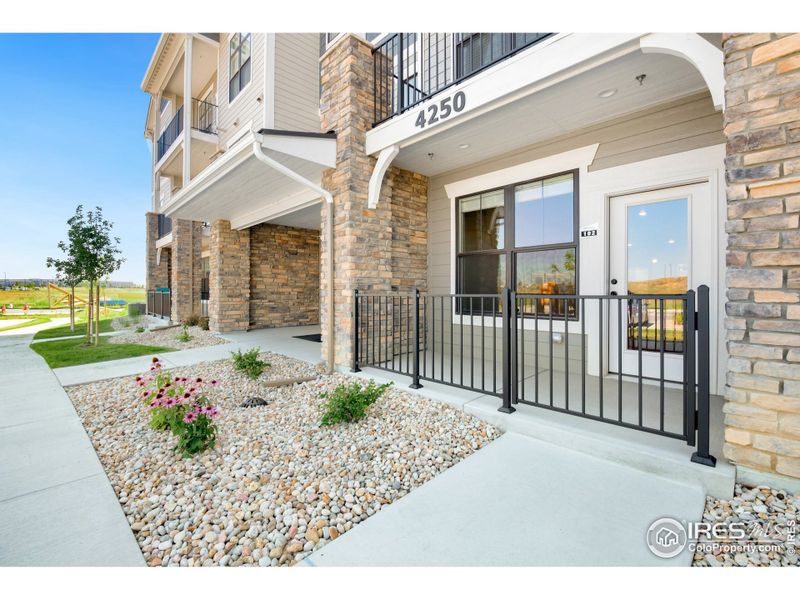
[109,324,228,350]
[67,351,500,567]
[693,483,798,567]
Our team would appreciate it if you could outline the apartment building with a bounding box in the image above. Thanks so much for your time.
[144,32,800,491]
[143,32,331,330]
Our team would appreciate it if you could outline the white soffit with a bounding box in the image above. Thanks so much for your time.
[164,130,335,229]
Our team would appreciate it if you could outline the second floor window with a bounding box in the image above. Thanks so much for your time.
[229,33,251,102]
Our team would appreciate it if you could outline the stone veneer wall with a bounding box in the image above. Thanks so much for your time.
[723,33,800,480]
[145,212,170,291]
[249,223,320,328]
[319,34,429,368]
[171,219,203,323]
[209,220,250,332]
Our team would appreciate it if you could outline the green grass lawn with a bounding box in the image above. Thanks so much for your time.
[31,336,176,369]
[33,317,116,340]
[0,286,145,309]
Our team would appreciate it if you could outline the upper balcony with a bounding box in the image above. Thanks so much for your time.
[157,98,219,162]
[372,33,552,126]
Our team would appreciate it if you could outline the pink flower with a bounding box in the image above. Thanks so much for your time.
[183,412,197,424]
[210,380,219,386]
[164,397,176,407]
[196,378,203,383]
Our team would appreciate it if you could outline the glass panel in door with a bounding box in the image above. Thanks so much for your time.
[626,198,689,354]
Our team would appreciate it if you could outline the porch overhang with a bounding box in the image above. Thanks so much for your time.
[364,33,723,179]
[162,129,336,230]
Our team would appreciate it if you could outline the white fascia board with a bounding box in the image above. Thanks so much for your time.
[259,133,337,168]
[365,33,644,156]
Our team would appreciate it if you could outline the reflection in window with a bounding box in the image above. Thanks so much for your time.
[626,198,689,353]
[459,190,504,252]
[455,171,578,317]
[515,174,574,248]
[516,249,576,318]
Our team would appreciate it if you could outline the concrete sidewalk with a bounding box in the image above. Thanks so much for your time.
[304,432,706,566]
[0,334,144,566]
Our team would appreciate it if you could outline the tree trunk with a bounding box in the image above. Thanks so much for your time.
[95,282,101,346]
[86,282,93,344]
[69,285,75,332]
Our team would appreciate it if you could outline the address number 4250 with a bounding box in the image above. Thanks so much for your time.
[414,91,466,129]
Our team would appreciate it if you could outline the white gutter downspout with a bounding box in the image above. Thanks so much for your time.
[252,142,336,374]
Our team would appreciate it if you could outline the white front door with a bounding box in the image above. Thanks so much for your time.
[608,182,715,382]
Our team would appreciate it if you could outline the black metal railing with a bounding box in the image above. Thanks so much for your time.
[157,214,172,238]
[156,99,218,161]
[372,32,553,126]
[146,289,171,320]
[157,106,184,161]
[352,286,716,466]
[192,98,217,134]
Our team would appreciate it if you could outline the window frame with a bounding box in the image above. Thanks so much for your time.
[228,33,252,103]
[454,168,580,318]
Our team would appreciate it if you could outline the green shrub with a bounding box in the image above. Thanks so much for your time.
[231,347,270,380]
[177,324,192,343]
[184,314,201,327]
[135,326,145,333]
[320,380,392,426]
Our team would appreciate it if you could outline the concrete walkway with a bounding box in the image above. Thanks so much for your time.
[304,432,706,566]
[0,333,144,565]
[0,317,69,337]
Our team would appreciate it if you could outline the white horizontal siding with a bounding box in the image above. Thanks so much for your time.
[273,33,321,132]
[216,33,266,149]
[427,91,724,296]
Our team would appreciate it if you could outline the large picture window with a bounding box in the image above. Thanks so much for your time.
[456,170,578,318]
[229,33,251,102]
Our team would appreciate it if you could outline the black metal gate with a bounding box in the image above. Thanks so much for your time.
[352,286,715,467]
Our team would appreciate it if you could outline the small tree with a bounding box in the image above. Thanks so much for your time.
[70,206,125,346]
[47,206,87,332]
[83,206,125,345]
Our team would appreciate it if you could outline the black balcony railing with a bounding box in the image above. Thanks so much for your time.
[352,286,716,467]
[192,98,217,134]
[157,213,172,239]
[157,105,183,161]
[373,32,553,126]
[156,99,218,162]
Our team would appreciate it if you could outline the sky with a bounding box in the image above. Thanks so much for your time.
[0,33,159,285]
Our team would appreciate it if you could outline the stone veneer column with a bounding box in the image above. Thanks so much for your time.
[209,220,250,332]
[723,33,800,481]
[145,212,170,291]
[171,219,203,323]
[319,34,428,369]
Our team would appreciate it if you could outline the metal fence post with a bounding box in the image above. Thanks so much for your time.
[691,285,716,467]
[499,287,516,413]
[410,288,422,389]
[351,289,361,373]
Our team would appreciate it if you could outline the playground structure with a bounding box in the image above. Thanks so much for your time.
[47,283,87,310]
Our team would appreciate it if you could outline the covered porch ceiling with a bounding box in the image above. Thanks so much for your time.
[392,49,712,177]
[164,130,336,231]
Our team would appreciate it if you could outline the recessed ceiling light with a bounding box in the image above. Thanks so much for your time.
[458,143,470,149]
[598,88,617,98]
[638,209,647,217]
